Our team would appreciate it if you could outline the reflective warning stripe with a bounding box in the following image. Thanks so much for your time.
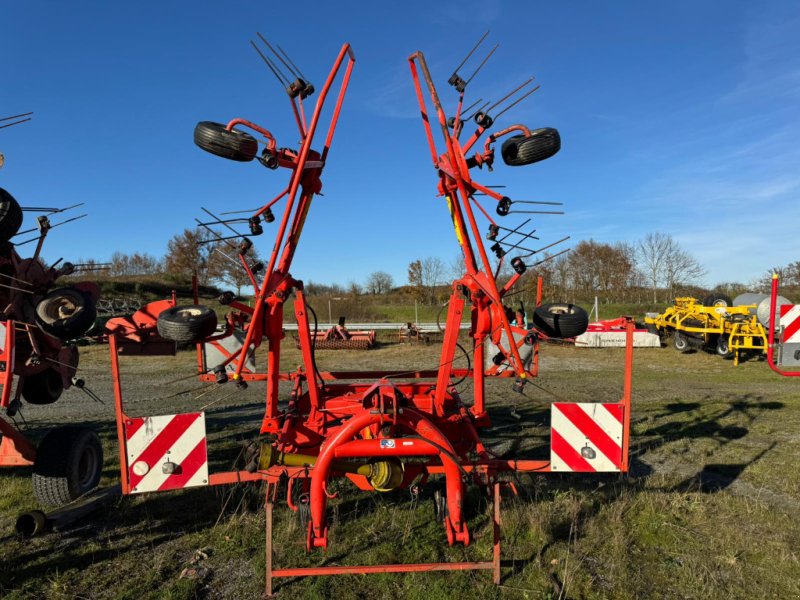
[551,403,623,472]
[125,412,208,494]
[780,305,800,343]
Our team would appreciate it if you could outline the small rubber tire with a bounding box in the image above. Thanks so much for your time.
[157,305,218,343]
[716,335,734,359]
[22,369,64,405]
[35,287,97,340]
[532,303,589,338]
[0,187,23,244]
[673,331,689,352]
[702,294,732,308]
[500,128,561,167]
[194,121,258,162]
[32,426,103,507]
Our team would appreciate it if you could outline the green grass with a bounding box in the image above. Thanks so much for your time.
[1,340,800,598]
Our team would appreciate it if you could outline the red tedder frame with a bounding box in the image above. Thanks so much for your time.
[106,40,635,594]
[767,274,800,377]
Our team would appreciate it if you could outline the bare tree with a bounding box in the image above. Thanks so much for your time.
[663,240,705,298]
[408,257,445,303]
[636,232,671,303]
[213,245,261,296]
[365,271,394,295]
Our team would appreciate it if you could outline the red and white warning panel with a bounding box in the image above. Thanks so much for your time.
[125,412,209,494]
[550,403,624,472]
[780,305,800,343]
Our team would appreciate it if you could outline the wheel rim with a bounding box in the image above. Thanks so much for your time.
[77,445,99,488]
[42,297,81,323]
[176,308,203,319]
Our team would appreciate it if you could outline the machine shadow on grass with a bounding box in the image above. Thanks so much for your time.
[630,394,784,492]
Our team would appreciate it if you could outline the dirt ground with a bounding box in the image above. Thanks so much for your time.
[1,335,799,599]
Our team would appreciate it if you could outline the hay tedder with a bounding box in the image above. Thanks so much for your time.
[105,35,635,593]
[0,180,104,507]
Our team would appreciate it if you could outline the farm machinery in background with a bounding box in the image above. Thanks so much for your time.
[0,178,104,507]
[644,290,796,366]
[104,34,635,593]
[295,316,376,350]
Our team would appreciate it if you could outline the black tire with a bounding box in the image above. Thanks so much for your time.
[157,305,218,343]
[22,369,64,405]
[0,187,23,244]
[500,128,561,167]
[32,426,103,507]
[35,287,97,340]
[194,121,258,162]
[716,335,734,359]
[673,331,689,352]
[532,303,589,338]
[702,294,732,308]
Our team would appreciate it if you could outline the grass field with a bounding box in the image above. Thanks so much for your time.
[1,334,799,599]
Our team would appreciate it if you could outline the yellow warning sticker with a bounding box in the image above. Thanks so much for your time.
[446,195,465,245]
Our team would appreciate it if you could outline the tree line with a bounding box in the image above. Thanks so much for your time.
[73,227,794,304]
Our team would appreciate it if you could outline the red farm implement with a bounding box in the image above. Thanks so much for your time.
[768,274,800,377]
[296,316,376,350]
[0,173,105,507]
[105,34,634,594]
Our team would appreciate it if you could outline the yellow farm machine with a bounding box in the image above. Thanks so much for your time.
[645,295,768,365]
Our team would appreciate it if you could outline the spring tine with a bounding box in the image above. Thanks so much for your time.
[486,77,535,114]
[464,100,491,122]
[194,218,238,249]
[526,247,571,267]
[0,281,34,293]
[497,218,531,243]
[0,112,33,123]
[258,34,297,83]
[519,236,570,258]
[461,98,483,116]
[213,246,244,268]
[0,118,32,130]
[251,39,290,86]
[16,213,89,244]
[463,43,498,87]
[20,202,85,214]
[219,207,262,215]
[510,209,564,215]
[513,200,563,206]
[0,272,33,286]
[277,44,309,81]
[201,206,244,238]
[493,84,541,120]
[497,240,536,254]
[452,30,489,75]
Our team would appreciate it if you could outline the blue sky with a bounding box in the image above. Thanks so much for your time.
[1,1,798,288]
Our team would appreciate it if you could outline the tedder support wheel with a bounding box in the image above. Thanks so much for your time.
[716,335,734,359]
[532,303,589,338]
[702,294,733,308]
[194,121,258,162]
[157,305,218,343]
[22,369,64,405]
[32,426,103,507]
[673,331,689,352]
[0,187,24,244]
[500,128,561,167]
[35,287,97,340]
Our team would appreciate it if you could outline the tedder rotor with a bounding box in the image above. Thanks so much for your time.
[105,35,636,593]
